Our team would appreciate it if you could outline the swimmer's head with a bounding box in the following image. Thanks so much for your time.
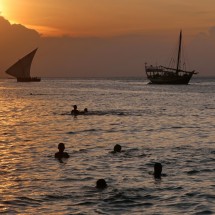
[96,179,107,189]
[73,105,77,110]
[58,143,65,152]
[114,144,121,153]
[84,108,88,112]
[154,162,162,178]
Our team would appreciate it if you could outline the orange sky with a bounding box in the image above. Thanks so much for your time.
[1,0,215,37]
[1,1,215,78]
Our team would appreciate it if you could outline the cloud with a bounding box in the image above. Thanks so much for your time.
[0,16,215,78]
[0,16,171,78]
[209,26,215,37]
[0,16,40,77]
[0,16,40,44]
[187,28,215,76]
[35,34,173,78]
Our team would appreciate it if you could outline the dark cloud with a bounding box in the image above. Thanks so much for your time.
[34,33,176,78]
[188,28,215,77]
[0,16,40,77]
[209,26,215,37]
[0,16,214,78]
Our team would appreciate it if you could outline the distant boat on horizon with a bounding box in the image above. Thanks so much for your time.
[145,31,197,84]
[5,48,41,82]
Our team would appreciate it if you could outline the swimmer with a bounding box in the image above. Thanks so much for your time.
[114,144,121,153]
[153,162,163,179]
[71,105,80,115]
[79,108,88,115]
[96,179,107,189]
[55,143,70,159]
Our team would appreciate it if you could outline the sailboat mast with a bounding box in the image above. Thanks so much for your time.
[176,30,182,74]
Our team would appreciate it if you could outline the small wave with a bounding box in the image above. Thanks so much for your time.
[201,168,215,173]
[43,194,73,201]
[103,192,137,204]
[174,145,192,150]
[185,191,199,197]
[198,193,215,200]
[3,196,41,207]
[78,148,89,153]
[74,201,96,206]
[59,110,147,117]
[82,111,127,116]
[102,190,156,209]
[66,131,76,134]
[195,210,214,215]
[171,126,183,129]
[186,170,200,175]
[29,93,67,96]
[164,186,183,191]
[60,112,71,115]
[0,208,18,214]
[66,129,103,135]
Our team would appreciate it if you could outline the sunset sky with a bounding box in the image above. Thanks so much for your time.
[0,0,215,77]
[1,0,215,37]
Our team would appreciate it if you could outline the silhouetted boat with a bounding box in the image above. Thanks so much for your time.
[5,48,41,82]
[145,31,197,84]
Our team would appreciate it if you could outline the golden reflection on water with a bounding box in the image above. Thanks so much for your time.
[0,79,214,214]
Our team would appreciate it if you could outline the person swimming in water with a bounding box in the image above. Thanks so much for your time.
[113,144,122,153]
[71,105,80,115]
[96,179,107,189]
[153,162,163,179]
[79,108,88,115]
[55,143,70,159]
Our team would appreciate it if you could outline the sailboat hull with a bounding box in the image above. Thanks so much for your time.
[145,66,195,85]
[17,77,41,82]
[147,73,193,84]
[148,78,192,85]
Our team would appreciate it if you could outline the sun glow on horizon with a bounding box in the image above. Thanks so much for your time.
[25,24,74,37]
[0,1,5,16]
[1,0,215,38]
[0,1,19,25]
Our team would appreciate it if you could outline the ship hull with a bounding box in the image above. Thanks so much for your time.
[145,66,195,85]
[17,77,41,82]
[147,74,193,85]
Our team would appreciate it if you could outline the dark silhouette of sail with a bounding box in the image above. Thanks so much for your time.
[5,48,41,82]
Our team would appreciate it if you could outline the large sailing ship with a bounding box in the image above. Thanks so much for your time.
[5,48,41,82]
[145,31,197,84]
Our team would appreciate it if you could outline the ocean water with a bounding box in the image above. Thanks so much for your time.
[0,77,214,214]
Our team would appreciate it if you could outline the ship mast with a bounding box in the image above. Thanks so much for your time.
[176,30,182,74]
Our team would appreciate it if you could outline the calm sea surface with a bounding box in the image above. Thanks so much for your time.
[0,77,214,214]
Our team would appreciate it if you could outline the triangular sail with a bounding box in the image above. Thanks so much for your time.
[5,48,37,78]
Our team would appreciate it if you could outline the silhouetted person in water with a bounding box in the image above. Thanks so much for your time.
[96,179,107,189]
[79,108,88,115]
[153,162,162,179]
[55,143,70,159]
[71,105,79,115]
[114,144,121,153]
